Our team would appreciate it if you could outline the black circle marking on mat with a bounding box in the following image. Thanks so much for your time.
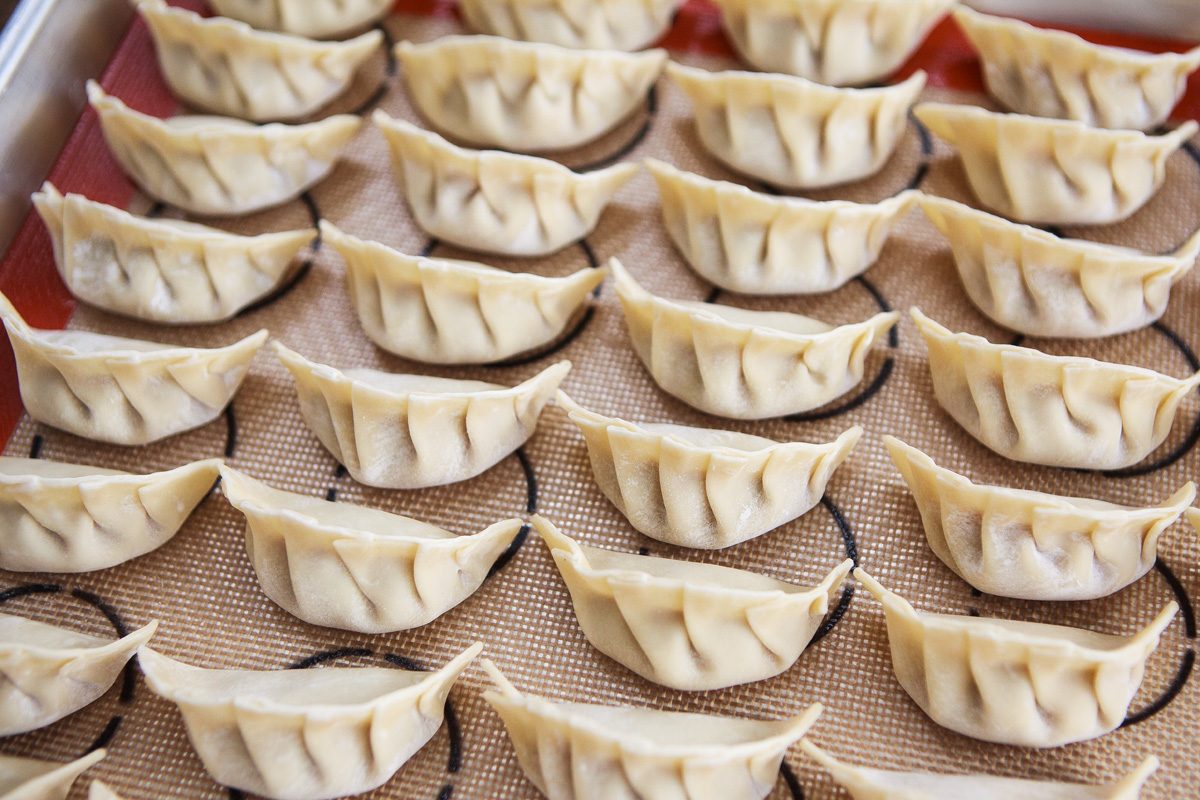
[344,24,397,116]
[806,494,859,648]
[781,760,805,799]
[902,111,934,193]
[486,447,537,579]
[223,404,238,459]
[0,582,138,753]
[572,85,658,174]
[27,433,43,459]
[238,191,323,316]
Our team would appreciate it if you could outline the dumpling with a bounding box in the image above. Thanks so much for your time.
[534,515,853,691]
[207,0,392,39]
[33,183,317,324]
[612,258,899,419]
[138,642,481,800]
[0,456,222,573]
[88,82,361,217]
[954,7,1200,131]
[913,102,1198,225]
[802,741,1160,799]
[321,221,606,364]
[712,0,956,86]
[649,158,917,294]
[0,291,266,445]
[220,465,524,632]
[855,568,1177,747]
[274,342,568,488]
[911,307,1200,469]
[373,112,637,256]
[458,0,683,51]
[87,782,124,800]
[884,436,1195,601]
[138,0,382,123]
[917,193,1200,338]
[1,614,157,735]
[0,751,106,800]
[482,659,824,800]
[396,36,667,152]
[558,391,862,549]
[668,64,925,190]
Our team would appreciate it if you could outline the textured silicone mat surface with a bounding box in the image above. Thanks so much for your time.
[2,2,1200,798]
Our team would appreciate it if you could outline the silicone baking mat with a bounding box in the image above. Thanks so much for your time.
[3,1,1200,797]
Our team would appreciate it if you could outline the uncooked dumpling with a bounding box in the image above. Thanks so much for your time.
[274,342,569,488]
[1,614,157,735]
[649,159,916,294]
[138,0,381,122]
[669,64,925,189]
[914,102,1197,225]
[911,307,1200,469]
[322,220,605,363]
[559,391,862,548]
[955,7,1200,131]
[855,567,1177,747]
[208,0,392,39]
[0,751,106,800]
[612,258,898,419]
[534,514,853,690]
[220,465,523,632]
[396,35,666,152]
[0,290,266,445]
[459,0,683,51]
[33,183,316,324]
[89,82,360,217]
[138,643,481,800]
[884,436,1194,601]
[917,192,1200,338]
[0,456,221,573]
[374,112,637,256]
[483,658,824,800]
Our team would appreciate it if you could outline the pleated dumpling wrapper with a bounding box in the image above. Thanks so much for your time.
[801,741,1160,800]
[534,515,853,691]
[558,391,862,549]
[322,221,605,364]
[373,113,637,256]
[137,0,381,123]
[220,466,523,632]
[1,614,157,736]
[458,0,683,51]
[612,258,899,419]
[87,782,125,800]
[274,342,568,488]
[712,0,956,86]
[137,643,482,800]
[649,159,916,294]
[855,568,1177,747]
[396,36,666,153]
[911,308,1200,470]
[0,457,222,573]
[33,183,316,325]
[0,291,266,445]
[668,64,925,190]
[884,437,1195,601]
[0,751,106,800]
[88,82,360,217]
[208,0,392,39]
[913,102,1198,225]
[917,193,1200,339]
[481,659,824,800]
[954,7,1200,131]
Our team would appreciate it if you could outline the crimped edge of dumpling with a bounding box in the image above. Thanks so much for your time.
[0,750,107,800]
[482,658,823,757]
[320,220,606,363]
[801,741,1160,799]
[648,158,917,293]
[208,0,393,39]
[33,182,317,324]
[458,0,684,51]
[917,192,1200,337]
[854,567,1178,661]
[0,616,158,659]
[138,0,382,121]
[954,7,1200,129]
[395,35,667,152]
[87,82,362,216]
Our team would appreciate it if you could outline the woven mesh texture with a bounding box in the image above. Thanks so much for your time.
[2,10,1200,800]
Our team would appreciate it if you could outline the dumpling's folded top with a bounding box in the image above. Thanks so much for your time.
[459,0,683,51]
[208,0,393,39]
[0,750,106,800]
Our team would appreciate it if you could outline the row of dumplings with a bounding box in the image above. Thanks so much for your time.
[0,549,1174,800]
